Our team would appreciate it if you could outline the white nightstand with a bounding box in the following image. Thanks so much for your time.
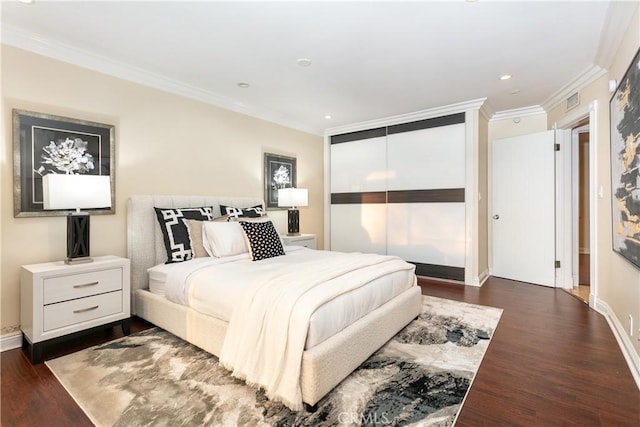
[281,233,317,249]
[20,255,131,364]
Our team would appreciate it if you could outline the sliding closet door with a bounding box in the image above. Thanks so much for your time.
[329,113,467,281]
[330,129,387,254]
[386,114,466,280]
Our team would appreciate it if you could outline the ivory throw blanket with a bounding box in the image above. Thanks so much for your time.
[219,252,416,410]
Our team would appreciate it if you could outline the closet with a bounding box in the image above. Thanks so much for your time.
[326,102,488,285]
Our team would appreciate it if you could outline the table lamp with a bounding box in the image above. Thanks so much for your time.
[277,187,308,236]
[42,174,111,264]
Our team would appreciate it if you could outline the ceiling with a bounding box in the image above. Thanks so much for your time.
[0,1,626,135]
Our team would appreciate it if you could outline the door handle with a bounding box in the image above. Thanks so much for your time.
[493,214,500,220]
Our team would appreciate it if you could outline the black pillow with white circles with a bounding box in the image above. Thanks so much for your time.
[240,220,285,261]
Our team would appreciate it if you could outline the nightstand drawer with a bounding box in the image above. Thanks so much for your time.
[297,239,316,249]
[43,291,123,331]
[43,268,123,304]
[281,234,317,249]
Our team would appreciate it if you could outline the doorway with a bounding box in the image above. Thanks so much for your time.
[556,101,598,309]
[490,102,598,306]
[569,122,591,302]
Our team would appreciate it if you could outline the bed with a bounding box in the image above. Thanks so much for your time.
[127,195,422,410]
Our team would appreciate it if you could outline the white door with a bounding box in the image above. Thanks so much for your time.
[492,130,556,287]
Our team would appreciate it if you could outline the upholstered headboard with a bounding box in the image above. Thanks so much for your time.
[126,195,265,293]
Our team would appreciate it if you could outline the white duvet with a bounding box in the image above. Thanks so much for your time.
[154,247,416,349]
[153,248,416,410]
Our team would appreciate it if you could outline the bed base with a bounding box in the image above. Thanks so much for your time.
[135,285,422,407]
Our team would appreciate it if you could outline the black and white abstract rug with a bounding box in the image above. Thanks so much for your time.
[46,296,502,426]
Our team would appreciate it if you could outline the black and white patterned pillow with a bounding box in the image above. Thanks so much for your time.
[219,204,265,220]
[154,207,214,263]
[239,220,285,261]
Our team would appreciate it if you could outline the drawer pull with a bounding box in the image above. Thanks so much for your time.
[73,305,99,314]
[73,281,99,289]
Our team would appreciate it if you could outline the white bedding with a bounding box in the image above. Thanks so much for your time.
[129,195,423,410]
[219,251,415,410]
[148,247,416,349]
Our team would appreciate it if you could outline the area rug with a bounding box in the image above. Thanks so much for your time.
[46,296,502,426]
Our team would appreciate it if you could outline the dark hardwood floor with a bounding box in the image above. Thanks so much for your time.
[1,320,153,426]
[2,276,639,426]
[423,277,639,426]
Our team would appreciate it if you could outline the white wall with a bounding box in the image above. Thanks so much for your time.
[1,45,324,337]
[488,114,548,141]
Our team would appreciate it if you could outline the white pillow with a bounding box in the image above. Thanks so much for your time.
[202,221,248,257]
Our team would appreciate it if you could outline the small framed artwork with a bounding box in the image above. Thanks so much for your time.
[13,109,115,217]
[264,152,296,209]
[609,47,640,269]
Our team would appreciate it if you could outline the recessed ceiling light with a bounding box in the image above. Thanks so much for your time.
[510,89,521,94]
[297,58,312,67]
[18,0,34,3]
[237,82,250,88]
[324,115,332,120]
[500,74,512,81]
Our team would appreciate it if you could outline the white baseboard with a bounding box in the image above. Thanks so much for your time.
[469,269,490,287]
[479,270,490,286]
[1,332,23,352]
[594,297,640,390]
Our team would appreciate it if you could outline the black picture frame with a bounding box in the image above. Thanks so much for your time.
[609,47,640,269]
[264,153,296,209]
[13,109,115,217]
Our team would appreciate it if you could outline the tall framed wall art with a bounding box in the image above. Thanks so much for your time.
[609,47,640,269]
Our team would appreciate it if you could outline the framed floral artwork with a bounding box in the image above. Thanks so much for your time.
[264,152,296,209]
[13,110,115,217]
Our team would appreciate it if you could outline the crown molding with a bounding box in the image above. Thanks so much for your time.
[490,105,546,122]
[479,100,495,122]
[541,64,607,112]
[324,97,487,136]
[595,1,639,70]
[1,25,323,136]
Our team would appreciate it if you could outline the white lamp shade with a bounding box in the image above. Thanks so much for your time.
[278,188,308,208]
[43,174,112,210]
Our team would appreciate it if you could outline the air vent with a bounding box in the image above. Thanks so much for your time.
[566,92,580,111]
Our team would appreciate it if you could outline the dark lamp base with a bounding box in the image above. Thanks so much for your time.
[287,208,300,236]
[67,213,91,262]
